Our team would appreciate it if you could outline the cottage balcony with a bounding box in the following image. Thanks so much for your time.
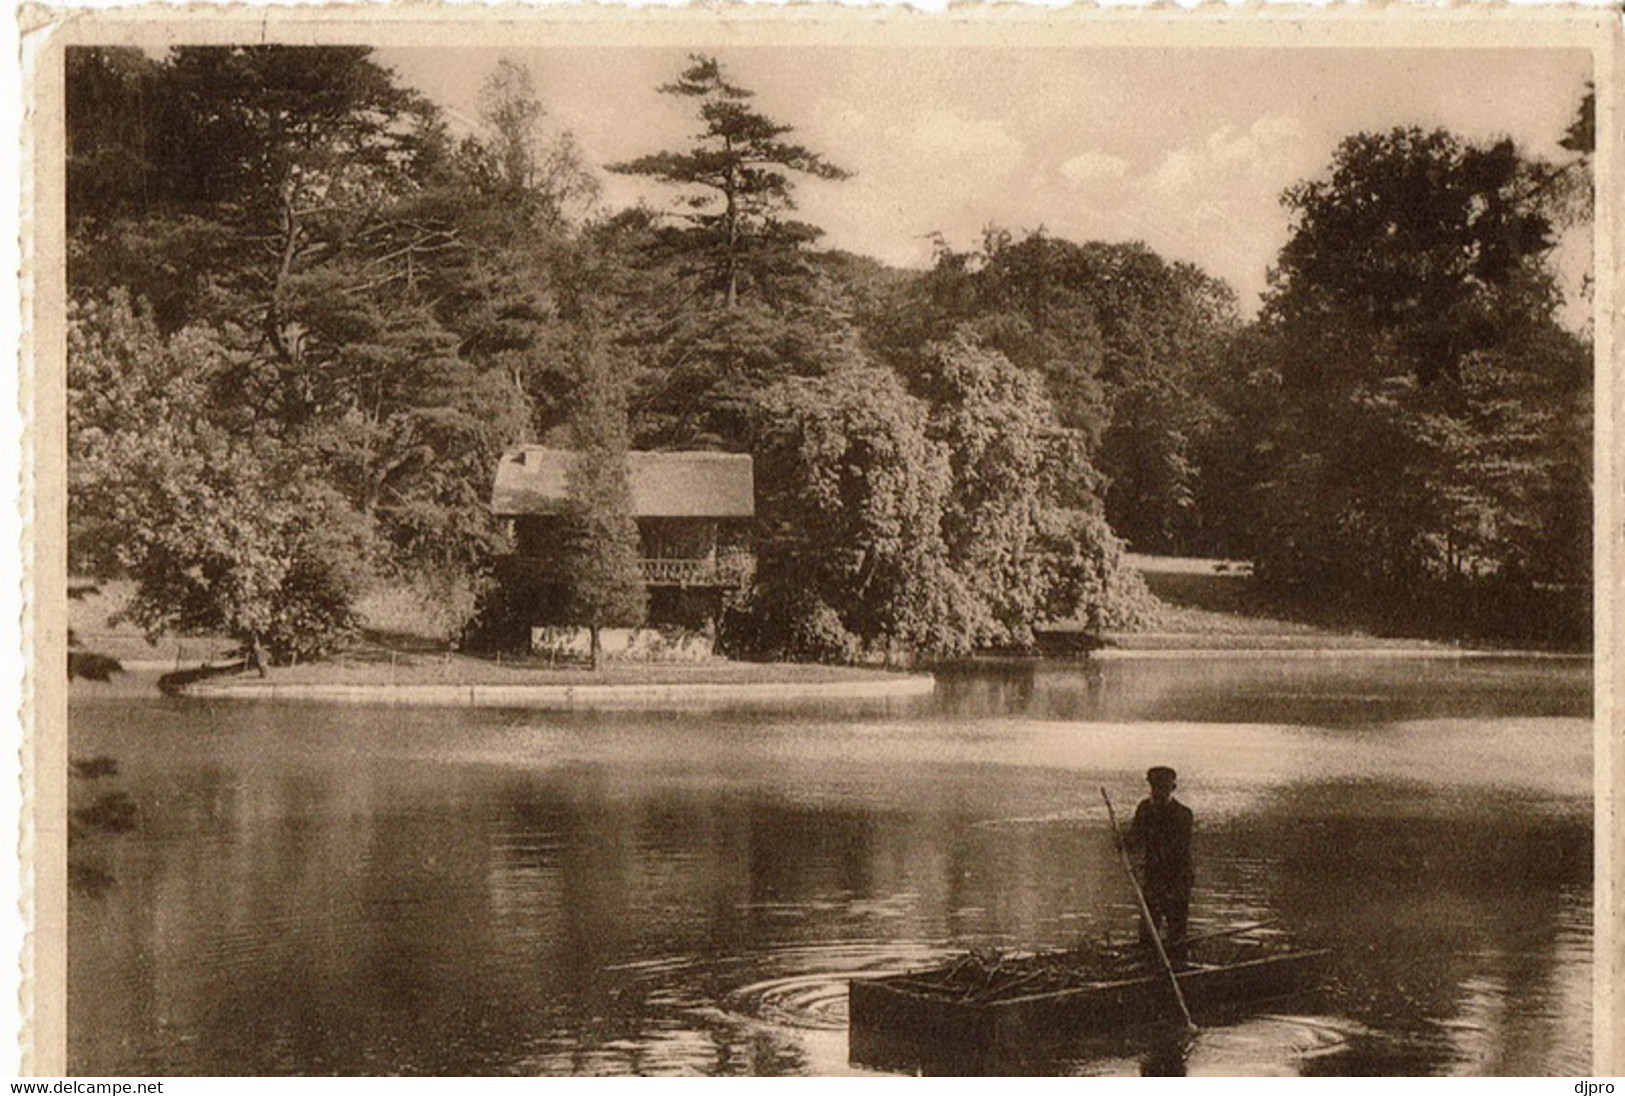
[506,551,753,589]
[641,551,754,588]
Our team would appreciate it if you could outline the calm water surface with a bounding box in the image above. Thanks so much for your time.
[68,656,1593,1076]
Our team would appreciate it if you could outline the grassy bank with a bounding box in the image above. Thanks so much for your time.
[69,581,239,667]
[69,581,918,693]
[1106,555,1454,651]
[194,651,912,689]
[1117,554,1587,652]
[73,554,1568,700]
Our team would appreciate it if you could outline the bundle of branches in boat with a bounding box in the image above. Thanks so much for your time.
[895,920,1285,1006]
[892,943,1138,1005]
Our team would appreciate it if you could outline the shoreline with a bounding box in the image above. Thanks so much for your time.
[1088,646,1591,662]
[123,643,1592,710]
[172,674,938,708]
[112,642,1592,680]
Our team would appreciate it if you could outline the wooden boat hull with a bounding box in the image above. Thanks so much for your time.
[848,948,1332,1065]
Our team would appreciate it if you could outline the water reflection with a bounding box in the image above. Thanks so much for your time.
[68,656,1591,1075]
[937,656,1592,725]
[1140,1028,1193,1076]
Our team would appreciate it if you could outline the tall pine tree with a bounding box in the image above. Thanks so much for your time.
[558,337,648,669]
[609,54,848,309]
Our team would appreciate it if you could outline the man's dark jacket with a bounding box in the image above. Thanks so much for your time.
[1126,797,1194,889]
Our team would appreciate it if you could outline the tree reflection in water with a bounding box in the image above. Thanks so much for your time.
[66,657,1591,1076]
[69,755,136,896]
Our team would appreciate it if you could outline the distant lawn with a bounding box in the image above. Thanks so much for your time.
[1124,554,1331,637]
[1117,555,1448,648]
[68,580,237,665]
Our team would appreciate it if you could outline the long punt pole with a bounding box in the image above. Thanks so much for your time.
[1101,786,1198,1033]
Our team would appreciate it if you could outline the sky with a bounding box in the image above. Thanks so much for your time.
[384,46,1588,315]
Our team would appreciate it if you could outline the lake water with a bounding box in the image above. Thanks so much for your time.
[67,656,1594,1076]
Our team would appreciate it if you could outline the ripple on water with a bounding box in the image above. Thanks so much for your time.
[613,939,950,1036]
[614,936,1374,1074]
[1186,1014,1369,1075]
[725,972,853,1030]
[1050,1013,1368,1078]
[756,944,951,1024]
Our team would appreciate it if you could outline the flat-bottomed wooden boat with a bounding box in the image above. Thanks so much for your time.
[848,944,1332,1067]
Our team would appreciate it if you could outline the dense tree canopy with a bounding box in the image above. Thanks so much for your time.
[600,56,864,455]
[69,293,371,661]
[875,231,1240,553]
[68,47,534,579]
[66,47,537,652]
[741,344,1154,661]
[744,367,963,661]
[65,48,1589,660]
[1240,124,1590,639]
[1266,128,1561,385]
[909,336,1083,646]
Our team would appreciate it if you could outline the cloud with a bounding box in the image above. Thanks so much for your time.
[1059,151,1131,188]
[1152,115,1305,197]
[799,105,1027,266]
[1249,115,1305,147]
[1010,115,1312,312]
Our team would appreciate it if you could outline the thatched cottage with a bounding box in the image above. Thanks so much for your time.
[490,446,755,649]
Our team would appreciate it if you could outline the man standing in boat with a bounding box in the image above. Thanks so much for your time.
[1122,766,1194,968]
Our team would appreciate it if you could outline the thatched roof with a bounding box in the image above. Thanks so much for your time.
[492,447,755,519]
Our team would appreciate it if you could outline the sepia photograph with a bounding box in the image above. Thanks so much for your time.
[24,8,1617,1078]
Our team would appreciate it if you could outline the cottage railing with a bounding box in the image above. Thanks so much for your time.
[640,552,754,587]
[508,552,752,587]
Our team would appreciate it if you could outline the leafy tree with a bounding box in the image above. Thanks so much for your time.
[117,464,371,664]
[427,60,604,442]
[741,349,1155,660]
[575,195,868,452]
[876,230,1239,552]
[1031,508,1159,632]
[556,338,648,669]
[875,230,1111,447]
[626,292,865,449]
[1559,84,1594,159]
[459,59,600,229]
[70,47,448,331]
[602,55,861,454]
[609,54,849,309]
[1548,83,1597,311]
[1266,128,1559,385]
[67,290,217,575]
[1245,125,1589,640]
[905,335,1079,646]
[1188,325,1284,560]
[743,368,969,661]
[65,47,167,230]
[68,48,537,612]
[68,294,372,662]
[299,307,528,570]
[68,46,468,430]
